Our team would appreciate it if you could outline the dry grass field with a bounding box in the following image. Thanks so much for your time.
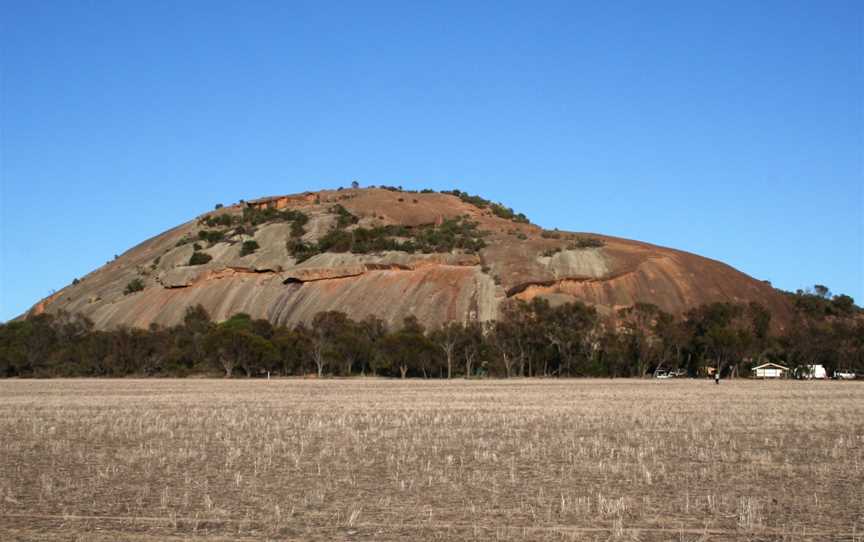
[0,379,862,541]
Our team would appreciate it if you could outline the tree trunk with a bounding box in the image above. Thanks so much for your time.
[399,365,408,379]
[502,354,512,378]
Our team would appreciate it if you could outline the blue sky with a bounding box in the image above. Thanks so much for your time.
[1,0,861,321]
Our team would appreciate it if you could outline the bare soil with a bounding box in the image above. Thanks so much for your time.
[0,379,861,541]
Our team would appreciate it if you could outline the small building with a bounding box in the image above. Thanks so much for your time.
[752,362,789,379]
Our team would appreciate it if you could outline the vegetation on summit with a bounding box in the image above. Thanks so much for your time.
[287,204,488,263]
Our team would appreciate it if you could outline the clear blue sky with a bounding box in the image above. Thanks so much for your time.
[1,0,862,321]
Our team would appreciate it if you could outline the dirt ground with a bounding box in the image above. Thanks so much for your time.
[0,378,861,541]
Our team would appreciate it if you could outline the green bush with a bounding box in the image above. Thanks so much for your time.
[240,240,259,257]
[288,212,309,238]
[188,251,213,266]
[241,207,310,231]
[317,229,354,252]
[442,189,489,208]
[124,278,145,295]
[287,239,319,263]
[490,203,529,223]
[572,237,605,249]
[290,221,306,238]
[289,218,486,258]
[331,205,358,228]
[201,213,235,228]
[198,230,225,245]
[441,190,530,223]
[543,237,605,257]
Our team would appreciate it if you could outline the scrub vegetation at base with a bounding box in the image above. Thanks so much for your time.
[1,286,861,379]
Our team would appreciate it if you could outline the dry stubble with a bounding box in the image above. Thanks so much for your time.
[0,379,862,541]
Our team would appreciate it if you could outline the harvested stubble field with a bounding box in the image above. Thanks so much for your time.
[0,379,862,541]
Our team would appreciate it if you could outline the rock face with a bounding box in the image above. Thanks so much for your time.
[28,188,792,330]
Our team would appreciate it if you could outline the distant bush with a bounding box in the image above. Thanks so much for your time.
[442,189,489,208]
[290,222,305,238]
[410,218,487,253]
[200,213,235,228]
[214,203,223,210]
[198,230,225,245]
[490,203,529,223]
[72,278,80,286]
[124,278,145,295]
[289,217,486,260]
[287,239,319,263]
[240,240,259,257]
[572,237,605,249]
[188,251,213,266]
[442,190,530,223]
[243,207,310,228]
[543,237,605,257]
[540,230,561,239]
[331,205,358,228]
[289,212,309,238]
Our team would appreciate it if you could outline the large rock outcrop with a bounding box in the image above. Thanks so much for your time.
[27,188,792,330]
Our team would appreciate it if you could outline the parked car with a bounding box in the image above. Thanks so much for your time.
[653,370,673,379]
[833,370,857,380]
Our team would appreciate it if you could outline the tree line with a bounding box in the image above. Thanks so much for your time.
[1,286,861,378]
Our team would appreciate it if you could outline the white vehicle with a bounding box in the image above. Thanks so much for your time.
[653,370,673,379]
[833,370,857,380]
[802,364,828,380]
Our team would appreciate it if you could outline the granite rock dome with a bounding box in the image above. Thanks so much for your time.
[28,188,791,330]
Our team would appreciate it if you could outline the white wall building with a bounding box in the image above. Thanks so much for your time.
[752,363,789,379]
